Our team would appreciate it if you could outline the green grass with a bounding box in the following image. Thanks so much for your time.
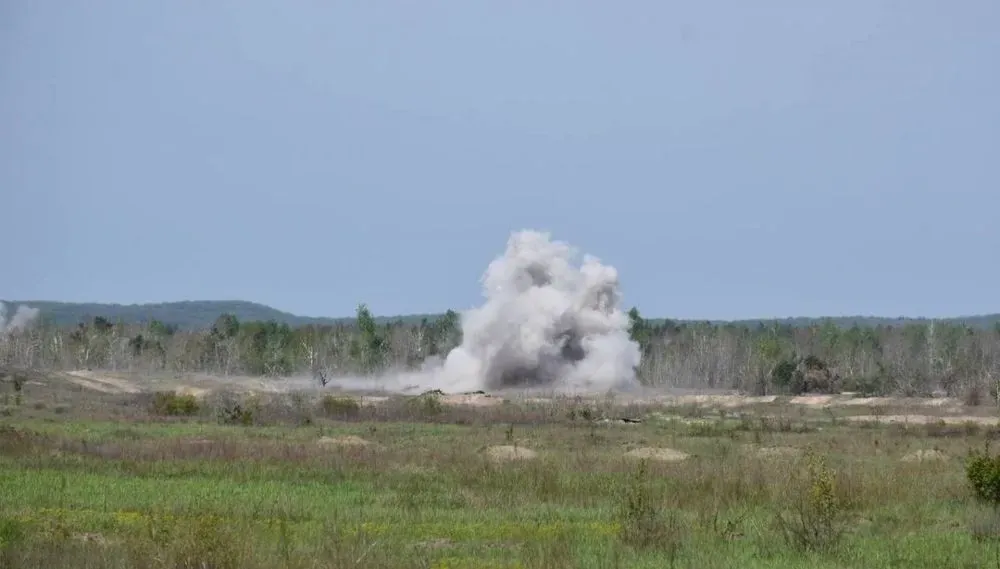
[3,398,1000,568]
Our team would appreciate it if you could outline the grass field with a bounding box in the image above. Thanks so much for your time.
[2,379,1000,568]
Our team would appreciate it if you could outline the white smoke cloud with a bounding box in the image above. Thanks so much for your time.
[0,302,40,335]
[315,230,642,395]
[424,230,642,393]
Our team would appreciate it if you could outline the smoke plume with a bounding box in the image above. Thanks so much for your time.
[0,302,40,335]
[428,230,642,393]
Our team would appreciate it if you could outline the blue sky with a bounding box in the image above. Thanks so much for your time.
[3,1,998,320]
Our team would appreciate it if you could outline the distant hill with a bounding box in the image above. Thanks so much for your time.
[710,315,1000,330]
[1,300,439,330]
[3,300,1000,331]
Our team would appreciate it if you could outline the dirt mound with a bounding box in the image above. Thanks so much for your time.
[901,449,948,463]
[317,435,373,447]
[485,445,538,461]
[624,447,690,462]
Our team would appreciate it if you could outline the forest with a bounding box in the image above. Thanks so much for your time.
[3,301,1000,401]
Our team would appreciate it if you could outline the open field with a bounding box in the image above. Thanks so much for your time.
[3,372,1000,568]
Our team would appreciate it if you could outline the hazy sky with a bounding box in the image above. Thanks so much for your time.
[3,1,998,320]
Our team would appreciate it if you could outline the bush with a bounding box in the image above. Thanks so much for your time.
[217,402,255,426]
[320,395,361,418]
[150,391,200,416]
[776,449,847,552]
[771,358,800,393]
[967,442,1000,506]
[406,393,443,417]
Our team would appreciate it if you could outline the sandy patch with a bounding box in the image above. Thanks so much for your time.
[65,370,140,394]
[317,435,374,447]
[441,393,505,407]
[916,398,959,407]
[669,395,779,408]
[174,385,210,398]
[789,395,837,407]
[837,397,884,407]
[624,447,690,462]
[647,413,720,427]
[520,398,555,405]
[746,446,801,459]
[901,449,949,462]
[63,370,139,394]
[843,414,1000,426]
[485,445,538,461]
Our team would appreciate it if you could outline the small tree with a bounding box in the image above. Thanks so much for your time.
[354,304,388,374]
[627,307,652,357]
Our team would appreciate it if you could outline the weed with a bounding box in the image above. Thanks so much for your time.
[616,460,685,559]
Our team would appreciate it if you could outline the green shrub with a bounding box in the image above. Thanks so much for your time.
[771,358,800,392]
[217,402,255,426]
[967,443,1000,506]
[406,393,443,417]
[320,395,361,418]
[150,391,200,416]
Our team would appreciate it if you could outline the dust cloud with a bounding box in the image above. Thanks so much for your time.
[0,302,40,335]
[338,230,642,394]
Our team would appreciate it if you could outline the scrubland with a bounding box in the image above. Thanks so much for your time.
[2,377,1000,568]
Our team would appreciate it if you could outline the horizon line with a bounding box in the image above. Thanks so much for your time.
[4,298,999,324]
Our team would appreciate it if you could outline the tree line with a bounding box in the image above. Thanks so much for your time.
[2,305,1000,399]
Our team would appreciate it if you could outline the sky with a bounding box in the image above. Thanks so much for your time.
[2,1,998,321]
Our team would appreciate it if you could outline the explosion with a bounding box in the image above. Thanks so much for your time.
[0,302,40,335]
[432,230,641,392]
